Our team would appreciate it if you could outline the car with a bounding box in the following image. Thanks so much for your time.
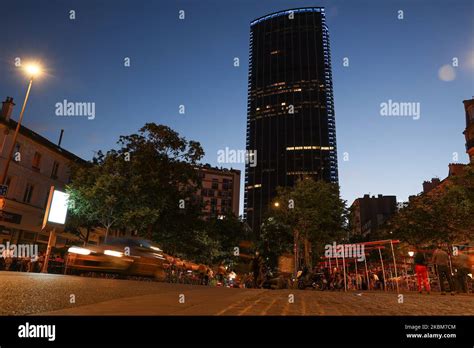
[66,237,168,281]
[106,237,167,280]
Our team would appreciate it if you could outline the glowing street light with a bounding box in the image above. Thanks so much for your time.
[24,63,42,78]
[408,251,415,257]
[0,62,43,186]
[274,201,280,208]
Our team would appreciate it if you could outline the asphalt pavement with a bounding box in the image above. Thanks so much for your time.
[1,272,473,316]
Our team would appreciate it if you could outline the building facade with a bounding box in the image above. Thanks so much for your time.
[244,7,338,233]
[0,96,88,250]
[422,178,441,194]
[350,194,397,237]
[195,165,240,219]
[463,98,474,164]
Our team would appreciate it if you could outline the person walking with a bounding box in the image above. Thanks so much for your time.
[414,251,430,294]
[432,246,455,295]
[377,267,385,291]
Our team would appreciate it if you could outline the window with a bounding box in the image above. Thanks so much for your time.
[211,179,218,190]
[21,231,36,241]
[210,198,218,214]
[23,183,34,204]
[5,177,11,195]
[204,189,214,197]
[51,161,59,179]
[32,152,41,171]
[36,234,50,242]
[223,179,231,190]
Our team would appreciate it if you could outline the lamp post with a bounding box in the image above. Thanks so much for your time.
[407,251,415,291]
[0,63,42,186]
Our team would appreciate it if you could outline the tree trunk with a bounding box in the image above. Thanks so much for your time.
[304,238,312,269]
[294,229,300,275]
[146,225,153,240]
[83,227,90,247]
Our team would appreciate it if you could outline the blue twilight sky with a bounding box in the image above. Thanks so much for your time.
[1,0,473,215]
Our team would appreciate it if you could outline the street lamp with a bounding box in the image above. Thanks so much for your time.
[408,251,415,257]
[0,62,42,186]
[25,64,42,77]
[273,201,280,208]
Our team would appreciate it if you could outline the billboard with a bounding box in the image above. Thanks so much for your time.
[42,187,70,229]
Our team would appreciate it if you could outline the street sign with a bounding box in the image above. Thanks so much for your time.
[0,185,8,197]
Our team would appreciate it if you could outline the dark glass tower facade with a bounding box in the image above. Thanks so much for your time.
[244,7,338,233]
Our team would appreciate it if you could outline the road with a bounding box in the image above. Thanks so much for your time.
[1,272,473,315]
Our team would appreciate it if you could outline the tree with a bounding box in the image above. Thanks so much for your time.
[65,163,99,245]
[67,123,205,247]
[387,164,474,246]
[114,123,204,240]
[67,151,130,242]
[259,217,293,269]
[67,122,256,266]
[262,177,348,269]
[206,215,250,264]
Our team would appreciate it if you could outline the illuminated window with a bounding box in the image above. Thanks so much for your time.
[286,171,318,176]
[286,146,334,151]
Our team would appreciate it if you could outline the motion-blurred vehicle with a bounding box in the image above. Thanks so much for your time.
[66,237,167,281]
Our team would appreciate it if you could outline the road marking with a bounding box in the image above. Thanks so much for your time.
[260,297,278,315]
[238,297,266,315]
[216,291,266,316]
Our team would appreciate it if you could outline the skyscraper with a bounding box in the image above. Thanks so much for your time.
[244,7,338,233]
